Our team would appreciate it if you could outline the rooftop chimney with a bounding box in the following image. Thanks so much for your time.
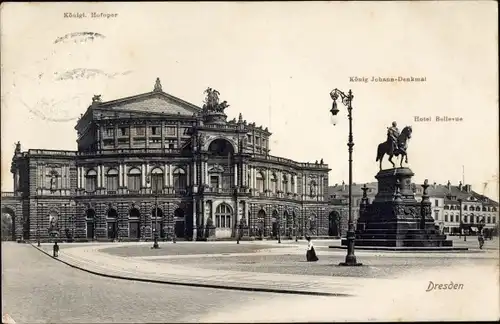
[433,182,437,189]
[447,180,451,190]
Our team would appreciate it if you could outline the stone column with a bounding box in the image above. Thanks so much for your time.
[266,169,270,191]
[252,167,256,190]
[129,125,133,148]
[163,163,168,188]
[118,164,123,187]
[192,197,197,241]
[141,164,146,187]
[161,121,165,150]
[234,165,238,186]
[145,121,149,149]
[193,161,197,185]
[77,167,81,189]
[97,165,102,188]
[205,162,209,185]
[168,165,173,186]
[123,164,128,187]
[101,165,105,188]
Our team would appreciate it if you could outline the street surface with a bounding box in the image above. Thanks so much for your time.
[1,242,330,323]
[2,236,499,323]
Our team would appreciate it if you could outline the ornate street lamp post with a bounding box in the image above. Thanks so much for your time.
[147,176,160,249]
[330,88,362,266]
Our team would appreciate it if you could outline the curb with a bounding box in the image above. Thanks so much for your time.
[31,244,352,298]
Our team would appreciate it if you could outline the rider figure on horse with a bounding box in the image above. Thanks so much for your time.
[387,121,400,155]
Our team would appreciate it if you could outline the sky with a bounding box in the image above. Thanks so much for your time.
[1,2,498,199]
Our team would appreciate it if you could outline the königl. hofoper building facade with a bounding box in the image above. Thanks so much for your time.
[2,78,342,242]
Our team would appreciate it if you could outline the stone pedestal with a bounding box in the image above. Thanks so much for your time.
[342,167,453,248]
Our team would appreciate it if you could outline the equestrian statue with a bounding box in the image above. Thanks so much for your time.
[376,121,413,170]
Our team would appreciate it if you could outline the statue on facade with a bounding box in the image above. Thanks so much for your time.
[154,77,162,92]
[203,88,220,109]
[49,214,59,231]
[375,121,412,170]
[50,173,57,190]
[15,141,21,153]
[202,88,229,114]
[217,100,230,113]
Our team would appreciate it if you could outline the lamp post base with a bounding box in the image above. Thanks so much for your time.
[339,254,363,266]
[338,261,363,267]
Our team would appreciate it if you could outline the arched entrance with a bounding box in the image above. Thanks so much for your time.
[271,210,279,238]
[151,207,164,238]
[129,208,140,239]
[208,138,235,156]
[329,211,340,237]
[174,208,185,239]
[107,208,118,240]
[85,209,96,239]
[256,209,266,238]
[284,210,293,237]
[1,207,15,241]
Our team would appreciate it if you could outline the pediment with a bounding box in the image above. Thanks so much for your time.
[208,164,225,173]
[100,92,201,116]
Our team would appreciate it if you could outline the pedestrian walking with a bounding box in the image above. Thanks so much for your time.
[53,241,59,257]
[305,236,318,262]
[478,232,485,249]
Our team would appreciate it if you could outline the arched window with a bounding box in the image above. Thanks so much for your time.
[128,168,141,192]
[463,205,468,211]
[85,169,97,192]
[256,171,265,192]
[173,168,187,191]
[475,206,480,211]
[215,204,232,228]
[270,173,277,193]
[482,206,487,212]
[106,168,119,191]
[282,174,289,193]
[150,167,164,193]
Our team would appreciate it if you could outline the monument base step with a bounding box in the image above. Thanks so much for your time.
[341,238,455,248]
[333,243,468,251]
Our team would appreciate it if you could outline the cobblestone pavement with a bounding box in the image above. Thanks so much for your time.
[1,242,332,323]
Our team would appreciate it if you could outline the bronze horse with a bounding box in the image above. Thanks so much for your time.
[376,126,412,170]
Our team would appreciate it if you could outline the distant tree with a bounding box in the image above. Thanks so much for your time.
[1,213,13,241]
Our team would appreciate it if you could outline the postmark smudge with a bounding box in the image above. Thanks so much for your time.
[54,32,106,44]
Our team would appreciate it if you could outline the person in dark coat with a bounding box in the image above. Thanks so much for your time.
[53,242,59,258]
[306,236,319,262]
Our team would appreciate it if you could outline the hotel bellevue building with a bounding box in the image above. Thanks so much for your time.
[2,79,337,242]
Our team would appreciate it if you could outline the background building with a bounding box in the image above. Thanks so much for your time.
[329,180,499,236]
[1,79,336,242]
